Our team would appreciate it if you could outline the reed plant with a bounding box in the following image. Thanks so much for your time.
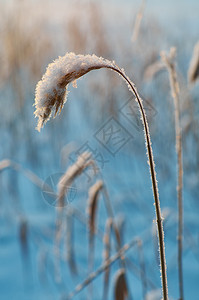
[34,52,168,299]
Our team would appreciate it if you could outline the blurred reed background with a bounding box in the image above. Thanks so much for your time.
[0,0,199,299]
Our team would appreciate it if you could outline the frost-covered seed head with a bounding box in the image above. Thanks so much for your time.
[34,52,114,131]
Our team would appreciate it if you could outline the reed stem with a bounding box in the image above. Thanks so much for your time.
[108,66,169,300]
[161,50,183,300]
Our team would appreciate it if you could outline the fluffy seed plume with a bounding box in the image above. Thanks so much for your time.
[34,52,114,131]
[188,41,199,84]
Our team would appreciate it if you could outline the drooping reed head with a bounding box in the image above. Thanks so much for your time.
[34,52,114,131]
[87,180,103,235]
[58,151,96,209]
[160,47,180,100]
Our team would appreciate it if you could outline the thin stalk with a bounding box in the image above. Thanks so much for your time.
[107,66,168,300]
[161,50,183,300]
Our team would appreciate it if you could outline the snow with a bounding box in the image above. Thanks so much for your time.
[34,53,114,131]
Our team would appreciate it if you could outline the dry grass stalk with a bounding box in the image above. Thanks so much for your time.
[64,238,138,300]
[34,52,168,299]
[102,218,113,300]
[87,180,103,298]
[0,160,71,216]
[188,41,199,84]
[144,60,165,81]
[87,180,103,236]
[0,159,47,190]
[116,216,125,246]
[55,151,97,278]
[72,206,154,295]
[161,48,184,300]
[114,268,128,300]
[132,0,146,43]
[14,163,45,190]
[58,151,96,209]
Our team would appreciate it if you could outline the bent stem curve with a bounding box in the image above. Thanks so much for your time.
[108,66,168,300]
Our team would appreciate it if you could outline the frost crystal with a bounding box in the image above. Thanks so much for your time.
[34,52,114,131]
